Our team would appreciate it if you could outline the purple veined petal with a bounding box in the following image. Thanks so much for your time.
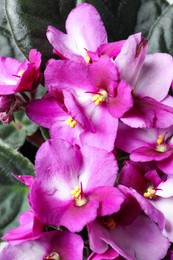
[79,145,118,192]
[0,230,84,260]
[88,248,120,260]
[121,96,173,128]
[135,53,173,101]
[114,33,148,86]
[66,3,107,54]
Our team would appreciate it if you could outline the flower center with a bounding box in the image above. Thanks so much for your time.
[66,116,77,128]
[71,184,88,207]
[17,70,25,77]
[46,252,60,260]
[156,134,167,153]
[92,89,108,105]
[102,216,116,230]
[143,186,156,199]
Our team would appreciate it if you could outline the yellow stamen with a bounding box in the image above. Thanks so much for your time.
[143,186,156,199]
[92,89,108,105]
[156,135,164,145]
[156,134,167,152]
[17,70,25,77]
[71,186,81,199]
[46,252,60,260]
[66,116,77,128]
[71,185,88,206]
[84,50,91,64]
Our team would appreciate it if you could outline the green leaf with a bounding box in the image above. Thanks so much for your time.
[0,111,38,150]
[79,0,141,41]
[5,0,77,66]
[0,140,35,234]
[135,0,169,37]
[0,123,25,149]
[14,111,38,136]
[148,5,173,55]
[39,127,50,141]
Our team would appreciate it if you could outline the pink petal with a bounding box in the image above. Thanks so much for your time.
[115,33,148,86]
[66,3,107,54]
[135,53,173,101]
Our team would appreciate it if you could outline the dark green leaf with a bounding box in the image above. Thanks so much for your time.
[135,0,169,37]
[148,5,173,55]
[5,0,77,67]
[0,140,35,233]
[80,0,141,41]
[0,123,25,149]
[14,111,38,136]
[39,127,50,141]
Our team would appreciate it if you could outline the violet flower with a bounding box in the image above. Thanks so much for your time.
[88,185,170,260]
[116,122,173,174]
[29,138,125,232]
[0,230,84,260]
[0,49,41,95]
[114,33,173,128]
[43,55,133,151]
[47,3,125,62]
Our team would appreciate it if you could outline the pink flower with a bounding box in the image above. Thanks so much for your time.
[116,122,173,174]
[47,3,125,62]
[29,138,125,232]
[0,230,84,260]
[114,33,173,128]
[0,49,41,95]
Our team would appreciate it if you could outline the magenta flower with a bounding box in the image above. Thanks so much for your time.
[0,49,41,95]
[116,122,173,174]
[29,138,125,232]
[43,55,133,150]
[47,3,125,62]
[88,185,170,260]
[118,160,173,242]
[88,248,120,260]
[0,230,84,260]
[114,33,173,128]
[2,209,43,245]
[26,93,93,146]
